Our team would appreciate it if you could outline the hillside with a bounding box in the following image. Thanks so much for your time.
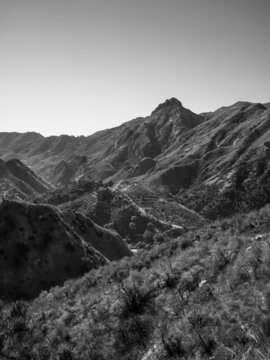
[1,205,270,359]
[0,158,51,200]
[0,200,131,300]
[35,180,204,249]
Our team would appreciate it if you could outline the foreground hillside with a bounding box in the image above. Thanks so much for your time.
[1,205,270,359]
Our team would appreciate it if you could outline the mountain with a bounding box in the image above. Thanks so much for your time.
[173,101,270,217]
[1,98,270,359]
[0,158,51,200]
[0,99,203,185]
[1,98,269,219]
[0,199,131,300]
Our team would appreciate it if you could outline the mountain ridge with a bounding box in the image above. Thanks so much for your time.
[0,98,204,184]
[1,97,270,218]
[0,158,51,200]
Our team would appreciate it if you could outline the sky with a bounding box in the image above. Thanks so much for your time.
[0,0,269,136]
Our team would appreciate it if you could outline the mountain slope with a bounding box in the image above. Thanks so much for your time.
[0,200,131,300]
[64,211,133,261]
[0,158,51,200]
[36,180,199,247]
[2,204,270,359]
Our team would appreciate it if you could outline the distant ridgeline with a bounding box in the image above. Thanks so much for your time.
[0,98,270,216]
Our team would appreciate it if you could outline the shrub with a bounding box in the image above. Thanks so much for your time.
[115,314,154,356]
[119,281,156,317]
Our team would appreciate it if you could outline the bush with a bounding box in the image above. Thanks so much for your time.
[119,280,156,317]
[115,314,154,356]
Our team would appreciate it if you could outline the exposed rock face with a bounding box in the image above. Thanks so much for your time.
[0,200,131,300]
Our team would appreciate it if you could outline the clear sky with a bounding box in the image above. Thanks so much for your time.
[0,0,269,136]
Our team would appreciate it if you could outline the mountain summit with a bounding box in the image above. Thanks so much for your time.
[151,97,183,113]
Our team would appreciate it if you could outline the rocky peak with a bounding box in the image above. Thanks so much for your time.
[151,97,183,115]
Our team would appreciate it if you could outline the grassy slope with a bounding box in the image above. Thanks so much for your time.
[2,205,270,359]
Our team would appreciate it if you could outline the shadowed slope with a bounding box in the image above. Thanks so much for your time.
[0,200,132,300]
